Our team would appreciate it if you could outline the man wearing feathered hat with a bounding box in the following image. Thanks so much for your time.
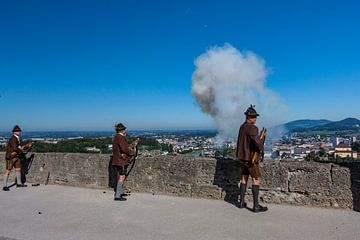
[236,105,268,212]
[112,123,138,201]
[3,125,32,191]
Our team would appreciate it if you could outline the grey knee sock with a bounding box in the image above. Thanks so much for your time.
[3,175,9,188]
[115,181,123,198]
[16,172,22,185]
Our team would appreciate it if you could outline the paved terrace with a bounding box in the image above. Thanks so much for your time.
[0,185,359,240]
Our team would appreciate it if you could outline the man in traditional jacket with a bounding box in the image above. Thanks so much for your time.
[112,123,137,201]
[3,125,31,191]
[236,105,268,212]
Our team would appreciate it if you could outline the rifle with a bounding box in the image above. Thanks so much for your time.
[45,172,51,185]
[10,142,33,159]
[251,128,266,164]
[124,138,140,179]
[125,141,139,179]
[21,153,35,184]
[121,138,140,163]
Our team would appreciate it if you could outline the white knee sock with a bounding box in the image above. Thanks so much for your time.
[115,181,123,198]
[3,175,9,188]
[16,172,22,185]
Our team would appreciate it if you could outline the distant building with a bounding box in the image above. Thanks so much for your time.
[332,137,351,147]
[293,147,307,160]
[279,148,291,159]
[0,137,6,147]
[328,148,335,155]
[294,147,307,155]
[85,146,101,153]
[334,144,357,159]
[201,149,215,158]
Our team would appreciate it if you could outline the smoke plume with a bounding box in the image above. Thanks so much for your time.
[191,44,286,143]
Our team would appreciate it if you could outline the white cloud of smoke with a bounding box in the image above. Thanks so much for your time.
[191,44,287,144]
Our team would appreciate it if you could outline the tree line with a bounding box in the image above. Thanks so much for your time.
[0,136,174,154]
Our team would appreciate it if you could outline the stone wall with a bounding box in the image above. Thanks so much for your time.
[0,152,359,211]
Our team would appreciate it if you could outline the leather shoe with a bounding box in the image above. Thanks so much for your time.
[3,187,10,191]
[237,201,247,209]
[114,196,127,201]
[253,204,268,213]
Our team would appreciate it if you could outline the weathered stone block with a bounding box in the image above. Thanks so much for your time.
[262,161,288,191]
[287,162,332,194]
[330,164,353,208]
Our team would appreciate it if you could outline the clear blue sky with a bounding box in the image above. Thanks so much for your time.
[1,0,359,131]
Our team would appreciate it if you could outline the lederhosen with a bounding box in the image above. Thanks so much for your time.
[239,160,261,179]
[114,165,128,176]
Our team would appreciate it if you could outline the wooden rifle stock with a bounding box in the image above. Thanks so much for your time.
[10,142,33,159]
[251,128,266,164]
[121,138,140,162]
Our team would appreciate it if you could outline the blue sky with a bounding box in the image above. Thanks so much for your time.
[0,0,359,131]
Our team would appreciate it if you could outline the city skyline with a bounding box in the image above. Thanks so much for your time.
[1,1,360,131]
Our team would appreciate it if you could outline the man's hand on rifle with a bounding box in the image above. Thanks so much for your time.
[260,151,265,162]
[22,142,34,151]
[133,138,140,146]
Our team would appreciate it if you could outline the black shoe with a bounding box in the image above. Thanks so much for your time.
[121,193,130,197]
[253,204,268,213]
[16,184,27,188]
[3,187,10,191]
[114,196,127,201]
[237,201,247,209]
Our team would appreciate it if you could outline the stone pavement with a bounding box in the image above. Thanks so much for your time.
[0,185,359,240]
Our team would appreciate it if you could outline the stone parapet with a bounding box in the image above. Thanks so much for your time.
[0,152,358,210]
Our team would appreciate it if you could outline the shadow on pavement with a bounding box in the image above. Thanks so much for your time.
[348,163,360,212]
[108,155,117,192]
[213,157,241,207]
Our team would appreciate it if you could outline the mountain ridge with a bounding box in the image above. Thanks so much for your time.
[272,118,360,135]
